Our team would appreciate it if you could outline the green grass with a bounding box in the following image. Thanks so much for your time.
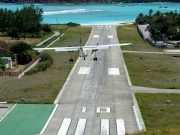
[0,26,91,103]
[134,93,180,134]
[117,24,180,89]
[128,126,180,135]
[123,53,180,89]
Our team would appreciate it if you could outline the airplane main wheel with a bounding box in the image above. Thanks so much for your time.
[94,58,97,61]
[70,59,73,62]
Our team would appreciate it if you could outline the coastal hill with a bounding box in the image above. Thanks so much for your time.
[0,0,180,4]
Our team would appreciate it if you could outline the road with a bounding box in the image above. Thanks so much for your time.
[43,25,141,135]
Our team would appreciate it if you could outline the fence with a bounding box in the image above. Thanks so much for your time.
[0,55,40,78]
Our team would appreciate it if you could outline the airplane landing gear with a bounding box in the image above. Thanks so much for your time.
[68,51,74,62]
[84,57,85,60]
[70,58,73,62]
[94,57,97,61]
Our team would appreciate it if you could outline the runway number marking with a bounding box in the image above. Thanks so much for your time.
[57,118,71,135]
[81,107,86,112]
[97,107,110,113]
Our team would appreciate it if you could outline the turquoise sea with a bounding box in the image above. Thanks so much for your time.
[0,3,180,25]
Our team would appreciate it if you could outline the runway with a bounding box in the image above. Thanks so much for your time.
[43,25,140,135]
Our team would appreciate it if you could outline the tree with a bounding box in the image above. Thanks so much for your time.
[148,9,153,17]
[9,42,34,64]
[7,27,19,39]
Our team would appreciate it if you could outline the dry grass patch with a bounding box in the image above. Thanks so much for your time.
[0,26,92,103]
[0,37,41,45]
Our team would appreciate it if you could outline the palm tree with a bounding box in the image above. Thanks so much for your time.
[149,9,153,17]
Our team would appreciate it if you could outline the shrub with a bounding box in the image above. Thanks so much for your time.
[25,53,53,75]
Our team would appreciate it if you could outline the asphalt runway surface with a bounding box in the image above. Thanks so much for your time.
[43,25,140,135]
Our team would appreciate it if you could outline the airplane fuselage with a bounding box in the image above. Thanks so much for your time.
[79,47,88,58]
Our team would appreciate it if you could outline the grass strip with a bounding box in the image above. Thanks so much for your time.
[135,93,180,131]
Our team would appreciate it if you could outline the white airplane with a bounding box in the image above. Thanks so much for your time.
[34,43,132,62]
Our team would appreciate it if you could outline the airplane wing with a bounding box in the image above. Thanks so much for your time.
[34,46,80,52]
[33,43,132,52]
[83,43,132,50]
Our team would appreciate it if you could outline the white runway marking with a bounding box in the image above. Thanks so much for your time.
[133,106,142,130]
[0,104,16,122]
[81,107,86,112]
[93,35,99,38]
[108,35,113,38]
[116,119,125,135]
[97,107,110,113]
[101,119,109,135]
[108,68,120,75]
[74,119,87,135]
[78,67,91,74]
[57,118,71,135]
[40,104,58,134]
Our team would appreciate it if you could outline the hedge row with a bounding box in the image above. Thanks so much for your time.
[25,53,53,75]
[35,34,60,48]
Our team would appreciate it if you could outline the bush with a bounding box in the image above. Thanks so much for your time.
[40,53,53,63]
[25,53,53,75]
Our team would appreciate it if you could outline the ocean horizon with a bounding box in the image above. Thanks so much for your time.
[0,3,180,25]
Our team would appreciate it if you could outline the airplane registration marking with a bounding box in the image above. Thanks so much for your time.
[108,68,120,75]
[74,119,87,135]
[78,67,91,74]
[100,119,109,135]
[108,35,113,38]
[93,35,99,38]
[97,107,110,113]
[116,119,126,135]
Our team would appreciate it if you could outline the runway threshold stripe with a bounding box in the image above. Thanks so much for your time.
[116,119,125,135]
[57,118,71,135]
[74,119,87,135]
[100,119,109,135]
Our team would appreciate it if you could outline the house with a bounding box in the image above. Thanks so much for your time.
[1,57,12,69]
